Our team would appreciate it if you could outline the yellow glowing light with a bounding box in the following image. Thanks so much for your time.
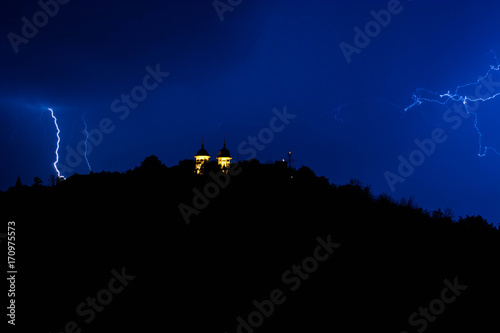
[194,154,210,174]
[217,156,232,173]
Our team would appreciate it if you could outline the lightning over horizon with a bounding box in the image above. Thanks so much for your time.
[48,108,64,179]
[81,112,92,172]
[404,51,500,157]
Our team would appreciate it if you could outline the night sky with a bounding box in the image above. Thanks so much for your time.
[1,0,499,225]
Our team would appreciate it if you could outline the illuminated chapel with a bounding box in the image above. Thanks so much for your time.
[194,139,232,174]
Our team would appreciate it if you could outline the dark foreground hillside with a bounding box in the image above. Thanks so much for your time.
[2,157,499,332]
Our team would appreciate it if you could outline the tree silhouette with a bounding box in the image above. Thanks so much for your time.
[33,176,43,186]
[140,155,165,170]
[48,175,56,186]
[458,214,496,231]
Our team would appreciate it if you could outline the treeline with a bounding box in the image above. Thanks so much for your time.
[1,155,499,332]
[5,155,496,232]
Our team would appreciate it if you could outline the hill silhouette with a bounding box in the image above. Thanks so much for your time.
[1,155,499,332]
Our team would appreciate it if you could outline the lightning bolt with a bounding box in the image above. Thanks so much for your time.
[81,112,92,171]
[405,51,500,157]
[48,108,65,179]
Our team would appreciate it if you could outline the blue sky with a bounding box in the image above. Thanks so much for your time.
[1,0,499,225]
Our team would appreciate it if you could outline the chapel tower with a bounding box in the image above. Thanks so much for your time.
[194,141,210,174]
[217,138,232,173]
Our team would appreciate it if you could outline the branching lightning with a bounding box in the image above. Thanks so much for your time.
[405,51,500,157]
[48,108,64,179]
[81,112,92,171]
